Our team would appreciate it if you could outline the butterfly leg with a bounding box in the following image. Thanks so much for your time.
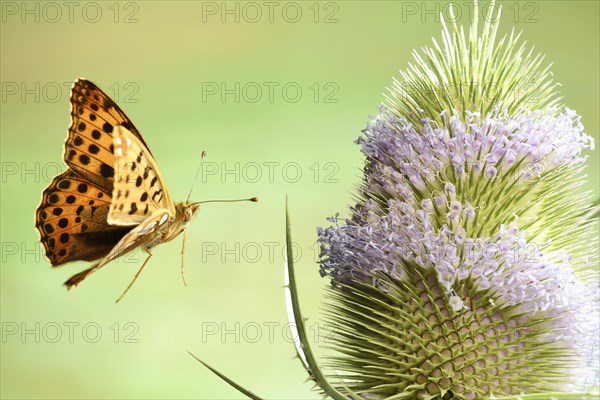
[115,249,153,303]
[180,227,188,287]
[64,261,103,289]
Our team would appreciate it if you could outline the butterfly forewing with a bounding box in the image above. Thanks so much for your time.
[66,79,150,192]
[108,125,175,226]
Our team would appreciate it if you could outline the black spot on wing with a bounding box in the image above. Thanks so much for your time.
[100,163,114,179]
[45,223,54,234]
[79,154,90,165]
[88,144,100,154]
[60,233,69,244]
[128,203,138,215]
[58,180,71,190]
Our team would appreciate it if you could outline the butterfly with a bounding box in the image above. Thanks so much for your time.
[35,78,256,302]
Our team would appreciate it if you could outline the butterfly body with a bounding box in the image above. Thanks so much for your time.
[127,202,200,252]
[36,79,201,294]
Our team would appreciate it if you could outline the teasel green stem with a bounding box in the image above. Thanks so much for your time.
[284,199,349,400]
[188,200,354,400]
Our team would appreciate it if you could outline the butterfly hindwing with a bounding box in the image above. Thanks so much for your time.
[108,125,175,226]
[102,209,172,265]
[63,208,171,289]
[36,170,133,266]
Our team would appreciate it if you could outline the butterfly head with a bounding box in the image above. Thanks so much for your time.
[178,202,201,223]
[164,202,201,241]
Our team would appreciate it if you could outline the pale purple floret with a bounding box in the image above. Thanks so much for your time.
[319,107,593,288]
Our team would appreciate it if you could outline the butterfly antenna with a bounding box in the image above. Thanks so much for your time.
[196,198,258,204]
[186,151,206,203]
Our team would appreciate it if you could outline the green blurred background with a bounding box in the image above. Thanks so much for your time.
[1,1,598,398]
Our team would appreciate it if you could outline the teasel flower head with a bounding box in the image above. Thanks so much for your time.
[317,3,599,399]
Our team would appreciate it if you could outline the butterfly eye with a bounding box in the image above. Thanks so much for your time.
[185,208,192,221]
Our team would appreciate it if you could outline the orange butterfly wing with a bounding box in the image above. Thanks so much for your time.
[36,78,148,266]
[36,170,133,266]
